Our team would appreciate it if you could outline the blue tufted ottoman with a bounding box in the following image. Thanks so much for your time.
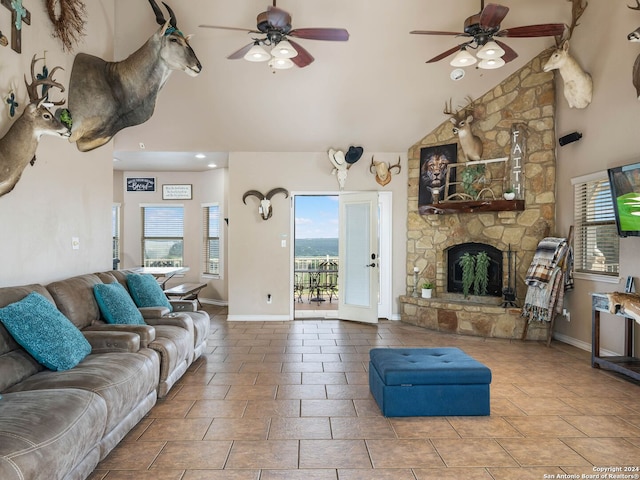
[369,347,491,417]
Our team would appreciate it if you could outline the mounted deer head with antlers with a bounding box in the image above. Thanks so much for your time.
[370,156,401,186]
[543,0,592,108]
[627,0,640,99]
[0,55,70,198]
[242,188,289,220]
[443,98,482,161]
[66,0,202,152]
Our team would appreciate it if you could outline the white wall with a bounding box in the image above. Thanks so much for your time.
[227,151,408,320]
[554,2,640,353]
[0,1,115,287]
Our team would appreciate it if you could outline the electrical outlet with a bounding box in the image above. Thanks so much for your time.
[562,309,571,322]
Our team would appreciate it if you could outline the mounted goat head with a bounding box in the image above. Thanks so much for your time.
[0,56,70,198]
[370,156,401,186]
[628,0,640,99]
[444,98,483,161]
[242,188,289,220]
[66,0,202,152]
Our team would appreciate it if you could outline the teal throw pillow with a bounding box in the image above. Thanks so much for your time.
[126,274,173,312]
[94,283,145,325]
[0,292,91,371]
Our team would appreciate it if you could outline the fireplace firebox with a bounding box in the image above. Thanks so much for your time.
[446,243,503,297]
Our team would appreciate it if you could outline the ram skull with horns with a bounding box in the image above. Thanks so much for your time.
[242,188,289,220]
[370,156,401,186]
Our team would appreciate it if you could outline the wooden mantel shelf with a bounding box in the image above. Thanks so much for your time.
[419,199,525,215]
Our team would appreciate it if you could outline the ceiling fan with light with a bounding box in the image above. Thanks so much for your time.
[411,1,566,69]
[199,1,349,70]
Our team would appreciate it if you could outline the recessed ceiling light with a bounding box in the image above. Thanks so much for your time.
[195,153,206,159]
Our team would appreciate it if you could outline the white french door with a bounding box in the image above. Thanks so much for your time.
[337,192,379,324]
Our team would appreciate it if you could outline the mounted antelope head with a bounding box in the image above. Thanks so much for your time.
[66,0,202,152]
[543,0,592,108]
[0,56,70,198]
[443,98,483,161]
[242,188,289,220]
[628,0,640,99]
[370,156,401,186]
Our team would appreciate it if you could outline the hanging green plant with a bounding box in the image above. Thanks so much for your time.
[458,252,476,298]
[461,165,486,197]
[474,251,490,296]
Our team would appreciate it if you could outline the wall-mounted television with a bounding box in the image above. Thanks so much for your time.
[607,161,640,237]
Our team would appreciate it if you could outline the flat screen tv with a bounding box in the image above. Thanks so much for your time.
[607,161,640,237]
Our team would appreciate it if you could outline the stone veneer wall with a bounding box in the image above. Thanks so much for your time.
[402,50,558,340]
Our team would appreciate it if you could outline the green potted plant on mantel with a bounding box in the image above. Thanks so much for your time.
[421,282,434,299]
[503,188,516,200]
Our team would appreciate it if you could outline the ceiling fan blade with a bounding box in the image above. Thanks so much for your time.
[227,43,255,60]
[199,25,260,34]
[267,5,291,29]
[287,39,314,67]
[410,30,466,36]
[496,23,566,38]
[494,39,518,63]
[426,44,464,63]
[480,3,510,29]
[289,28,349,41]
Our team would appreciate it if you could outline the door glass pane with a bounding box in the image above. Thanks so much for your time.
[344,202,370,306]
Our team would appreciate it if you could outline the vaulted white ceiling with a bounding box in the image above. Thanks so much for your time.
[111,0,571,171]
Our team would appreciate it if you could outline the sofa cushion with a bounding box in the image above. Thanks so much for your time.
[93,283,145,325]
[127,274,173,312]
[0,292,91,371]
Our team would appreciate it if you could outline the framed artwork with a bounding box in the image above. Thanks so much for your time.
[126,177,155,192]
[418,143,457,208]
[162,184,192,200]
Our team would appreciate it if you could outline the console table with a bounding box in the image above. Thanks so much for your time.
[592,293,640,381]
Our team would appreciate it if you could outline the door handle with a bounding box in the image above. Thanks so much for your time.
[366,263,376,267]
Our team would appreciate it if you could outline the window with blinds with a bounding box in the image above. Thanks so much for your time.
[141,205,184,267]
[203,204,220,276]
[573,174,619,275]
[112,204,120,268]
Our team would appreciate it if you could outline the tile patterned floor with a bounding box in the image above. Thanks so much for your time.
[89,306,640,480]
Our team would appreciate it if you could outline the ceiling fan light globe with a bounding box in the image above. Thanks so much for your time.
[476,40,505,59]
[269,57,294,69]
[244,44,271,62]
[478,57,506,69]
[271,40,298,59]
[450,48,477,67]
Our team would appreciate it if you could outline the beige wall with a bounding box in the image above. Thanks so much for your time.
[0,1,115,287]
[227,152,408,320]
[119,169,228,301]
[553,3,640,353]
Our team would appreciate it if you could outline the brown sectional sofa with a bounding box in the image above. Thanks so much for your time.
[0,270,211,480]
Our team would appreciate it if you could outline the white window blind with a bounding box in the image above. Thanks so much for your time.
[141,205,184,267]
[573,175,619,275]
[202,204,220,275]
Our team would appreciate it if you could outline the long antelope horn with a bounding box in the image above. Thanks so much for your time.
[266,188,289,200]
[148,0,167,25]
[162,2,178,28]
[242,190,265,204]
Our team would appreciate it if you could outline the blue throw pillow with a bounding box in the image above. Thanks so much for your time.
[0,292,91,371]
[94,283,145,325]
[126,274,173,312]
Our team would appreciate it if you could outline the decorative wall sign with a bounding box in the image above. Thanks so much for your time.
[509,124,526,199]
[418,143,457,210]
[1,0,31,53]
[126,177,156,192]
[162,184,192,200]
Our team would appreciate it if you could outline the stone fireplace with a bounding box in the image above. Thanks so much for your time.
[401,50,559,341]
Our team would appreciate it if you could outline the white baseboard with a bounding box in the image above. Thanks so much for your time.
[200,298,228,307]
[552,332,620,357]
[227,315,290,321]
